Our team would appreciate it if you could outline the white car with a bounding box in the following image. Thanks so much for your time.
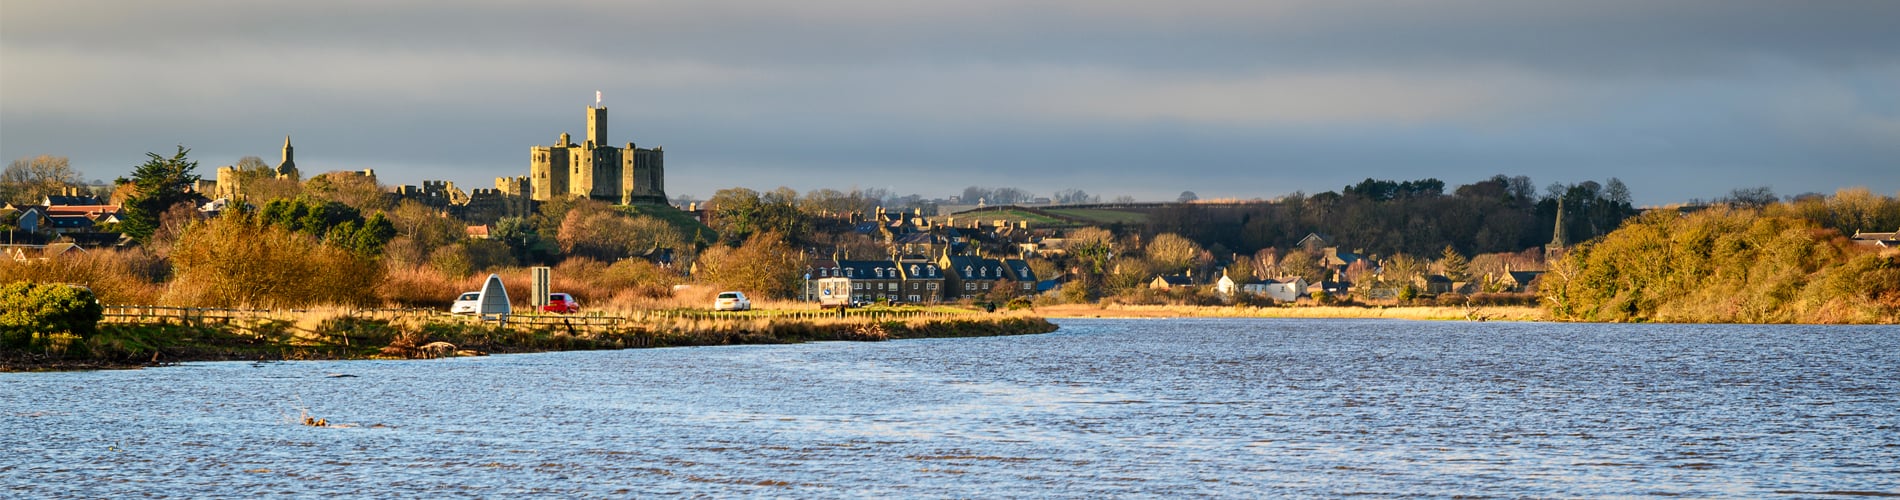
[713,291,751,311]
[450,291,480,314]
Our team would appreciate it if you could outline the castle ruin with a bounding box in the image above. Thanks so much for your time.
[524,106,666,205]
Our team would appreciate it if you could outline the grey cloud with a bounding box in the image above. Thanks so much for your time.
[3,0,1897,206]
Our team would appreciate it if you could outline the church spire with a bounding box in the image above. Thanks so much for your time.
[276,135,300,181]
[1549,196,1568,249]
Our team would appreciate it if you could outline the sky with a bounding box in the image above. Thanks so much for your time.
[3,0,1897,206]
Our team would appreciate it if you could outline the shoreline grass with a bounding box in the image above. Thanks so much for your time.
[0,310,1057,372]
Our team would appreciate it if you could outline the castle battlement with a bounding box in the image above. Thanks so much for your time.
[529,105,667,205]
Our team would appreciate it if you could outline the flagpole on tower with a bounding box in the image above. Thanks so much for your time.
[595,90,602,107]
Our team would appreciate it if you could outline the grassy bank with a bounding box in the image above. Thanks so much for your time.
[0,311,1057,372]
[1035,303,1548,321]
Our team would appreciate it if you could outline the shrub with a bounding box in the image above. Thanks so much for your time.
[1544,207,1900,323]
[0,248,166,304]
[168,213,383,308]
[0,281,104,348]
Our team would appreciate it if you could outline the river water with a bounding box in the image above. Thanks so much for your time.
[3,319,1897,497]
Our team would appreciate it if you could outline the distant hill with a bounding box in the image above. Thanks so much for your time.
[940,204,1163,228]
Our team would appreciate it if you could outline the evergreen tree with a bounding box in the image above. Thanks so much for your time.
[120,146,201,241]
[491,216,542,264]
[1440,245,1470,281]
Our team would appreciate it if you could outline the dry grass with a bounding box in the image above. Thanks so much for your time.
[0,248,166,304]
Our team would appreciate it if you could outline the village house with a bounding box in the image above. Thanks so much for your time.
[1257,277,1309,302]
[1150,273,1194,290]
[1852,229,1899,248]
[939,254,1035,301]
[805,256,949,305]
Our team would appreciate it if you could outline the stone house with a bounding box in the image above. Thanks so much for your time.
[1150,274,1194,289]
[940,255,1033,300]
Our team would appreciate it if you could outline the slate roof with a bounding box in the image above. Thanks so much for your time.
[65,232,126,247]
[897,261,944,280]
[945,255,1009,281]
[1507,271,1543,286]
[837,259,903,280]
[1852,230,1900,247]
[47,215,94,231]
[43,194,105,206]
[1003,259,1035,282]
[893,232,937,245]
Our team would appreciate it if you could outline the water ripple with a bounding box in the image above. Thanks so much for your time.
[2,319,1897,497]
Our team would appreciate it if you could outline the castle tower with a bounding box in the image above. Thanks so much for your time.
[528,98,667,204]
[530,142,568,201]
[276,135,300,181]
[587,106,608,147]
[216,165,241,200]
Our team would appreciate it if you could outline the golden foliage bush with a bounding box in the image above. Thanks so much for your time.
[1543,207,1900,323]
[0,249,166,304]
[380,257,688,311]
[168,214,383,308]
[692,231,802,299]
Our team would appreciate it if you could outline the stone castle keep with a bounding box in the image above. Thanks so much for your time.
[520,106,666,204]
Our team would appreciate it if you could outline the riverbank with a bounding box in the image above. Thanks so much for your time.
[1033,303,1549,321]
[0,311,1058,372]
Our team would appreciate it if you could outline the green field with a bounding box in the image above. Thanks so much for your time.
[940,207,1151,228]
[1044,208,1148,225]
[942,209,1067,227]
[616,201,718,243]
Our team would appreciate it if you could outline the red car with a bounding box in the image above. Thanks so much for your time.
[541,293,581,314]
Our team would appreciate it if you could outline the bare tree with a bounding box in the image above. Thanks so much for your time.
[1602,178,1631,206]
[1722,186,1779,209]
[1506,175,1536,203]
[2,155,84,204]
[1145,233,1204,274]
[1054,188,1097,205]
[236,156,271,173]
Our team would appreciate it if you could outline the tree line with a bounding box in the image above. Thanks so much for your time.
[1141,175,1636,259]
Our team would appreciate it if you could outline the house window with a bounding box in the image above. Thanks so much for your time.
[1023,283,1033,290]
[928,283,938,290]
[910,265,919,275]
[966,283,976,291]
[909,295,921,302]
[982,283,991,290]
[875,268,884,278]
[979,268,987,277]
[930,267,937,277]
[964,265,972,277]
[854,283,863,290]
[847,269,854,277]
